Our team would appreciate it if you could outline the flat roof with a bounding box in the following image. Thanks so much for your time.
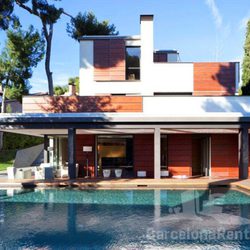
[78,35,140,41]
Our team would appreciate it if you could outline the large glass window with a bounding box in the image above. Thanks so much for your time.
[126,47,140,80]
[97,135,133,176]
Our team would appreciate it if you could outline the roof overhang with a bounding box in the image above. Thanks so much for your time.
[0,112,249,131]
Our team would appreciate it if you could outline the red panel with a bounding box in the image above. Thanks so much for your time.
[22,96,143,113]
[76,135,95,177]
[211,134,238,178]
[134,134,154,178]
[94,39,125,81]
[194,62,236,96]
[167,134,192,176]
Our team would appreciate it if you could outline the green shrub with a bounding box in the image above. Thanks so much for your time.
[3,133,43,150]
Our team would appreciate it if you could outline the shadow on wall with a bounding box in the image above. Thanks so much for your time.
[201,63,249,115]
[39,96,119,113]
[211,63,236,95]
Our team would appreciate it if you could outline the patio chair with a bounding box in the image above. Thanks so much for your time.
[56,163,79,178]
[7,166,32,180]
[34,163,54,180]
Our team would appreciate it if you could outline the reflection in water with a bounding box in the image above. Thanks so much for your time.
[0,188,250,249]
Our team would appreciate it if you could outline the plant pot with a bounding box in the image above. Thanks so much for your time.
[103,169,111,178]
[115,169,122,178]
[161,170,169,177]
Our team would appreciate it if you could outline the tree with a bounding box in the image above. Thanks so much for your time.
[241,20,250,95]
[54,85,68,96]
[0,25,45,111]
[53,77,79,96]
[0,2,118,95]
[0,0,66,96]
[68,76,79,93]
[67,12,118,40]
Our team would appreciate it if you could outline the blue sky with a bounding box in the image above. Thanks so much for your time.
[0,0,249,93]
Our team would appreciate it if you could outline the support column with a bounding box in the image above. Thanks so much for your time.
[238,126,249,179]
[44,135,49,164]
[68,128,76,179]
[154,127,161,179]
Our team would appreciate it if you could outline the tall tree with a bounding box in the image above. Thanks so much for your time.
[0,2,118,95]
[0,25,45,111]
[67,12,118,40]
[241,20,250,95]
[0,0,65,96]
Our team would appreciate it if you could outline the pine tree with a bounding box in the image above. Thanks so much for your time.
[241,20,250,95]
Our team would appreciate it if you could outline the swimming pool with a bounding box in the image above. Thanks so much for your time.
[0,188,250,249]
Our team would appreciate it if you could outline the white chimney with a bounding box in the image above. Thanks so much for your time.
[69,84,76,96]
[140,15,154,85]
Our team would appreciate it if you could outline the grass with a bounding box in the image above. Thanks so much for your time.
[0,150,17,171]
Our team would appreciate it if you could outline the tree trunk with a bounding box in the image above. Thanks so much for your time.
[0,132,3,151]
[0,87,5,150]
[44,24,54,96]
[1,87,6,114]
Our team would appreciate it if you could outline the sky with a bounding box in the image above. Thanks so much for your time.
[0,0,249,93]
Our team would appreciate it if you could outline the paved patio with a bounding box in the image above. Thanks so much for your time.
[0,176,250,193]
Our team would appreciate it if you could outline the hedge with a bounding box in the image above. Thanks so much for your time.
[3,132,43,150]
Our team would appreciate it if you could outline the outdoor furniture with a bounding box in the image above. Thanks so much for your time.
[34,167,44,180]
[115,169,122,178]
[34,163,54,180]
[56,163,79,178]
[15,168,32,179]
[103,169,111,178]
[161,170,169,177]
[7,167,32,180]
[7,167,15,180]
[137,171,146,178]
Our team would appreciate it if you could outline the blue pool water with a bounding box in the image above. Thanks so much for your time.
[0,188,250,249]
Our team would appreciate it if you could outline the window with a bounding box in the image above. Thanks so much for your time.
[126,47,140,80]
[97,135,133,177]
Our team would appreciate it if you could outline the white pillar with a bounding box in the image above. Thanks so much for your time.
[154,127,161,179]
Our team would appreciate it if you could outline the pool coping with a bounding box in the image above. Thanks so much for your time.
[0,178,250,194]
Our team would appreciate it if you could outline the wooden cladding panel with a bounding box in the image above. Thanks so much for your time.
[193,62,236,96]
[154,52,167,62]
[76,134,95,177]
[94,39,125,81]
[167,134,192,177]
[134,134,154,178]
[22,96,142,113]
[211,134,238,178]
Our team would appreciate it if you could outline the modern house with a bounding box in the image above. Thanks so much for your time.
[0,15,250,180]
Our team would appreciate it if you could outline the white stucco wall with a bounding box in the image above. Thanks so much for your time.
[143,96,250,115]
[79,41,94,96]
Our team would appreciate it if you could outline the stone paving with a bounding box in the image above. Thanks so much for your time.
[0,176,250,192]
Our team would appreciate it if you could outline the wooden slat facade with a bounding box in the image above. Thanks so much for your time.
[94,39,126,81]
[22,96,143,113]
[167,134,192,177]
[73,134,248,178]
[193,62,236,96]
[76,134,95,177]
[133,134,154,178]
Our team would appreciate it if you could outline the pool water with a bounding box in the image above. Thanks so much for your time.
[0,188,250,249]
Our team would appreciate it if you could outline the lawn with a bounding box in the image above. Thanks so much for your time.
[0,150,17,171]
